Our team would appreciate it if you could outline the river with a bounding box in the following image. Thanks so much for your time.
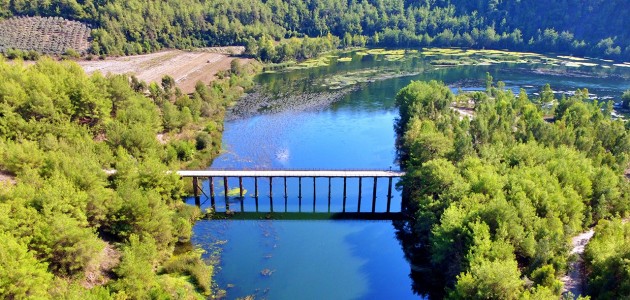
[190,49,630,299]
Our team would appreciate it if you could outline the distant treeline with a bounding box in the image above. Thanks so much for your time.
[0,0,628,61]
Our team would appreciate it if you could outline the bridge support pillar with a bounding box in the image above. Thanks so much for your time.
[269,177,273,212]
[387,177,393,213]
[209,177,215,210]
[254,177,259,212]
[343,177,347,213]
[358,177,362,213]
[254,177,258,198]
[298,177,302,212]
[224,176,229,210]
[328,177,331,213]
[372,177,377,213]
[239,177,243,197]
[313,177,316,212]
[193,177,200,206]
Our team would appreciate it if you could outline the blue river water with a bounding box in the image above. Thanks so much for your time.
[191,50,630,299]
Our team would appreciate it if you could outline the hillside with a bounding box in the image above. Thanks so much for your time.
[0,16,90,55]
[0,0,628,60]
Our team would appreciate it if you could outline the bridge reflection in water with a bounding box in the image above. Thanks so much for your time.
[180,169,406,220]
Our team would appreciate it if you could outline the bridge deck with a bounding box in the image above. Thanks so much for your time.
[177,170,405,177]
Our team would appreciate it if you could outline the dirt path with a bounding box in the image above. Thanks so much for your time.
[82,242,121,288]
[78,47,247,94]
[451,106,474,119]
[561,229,594,297]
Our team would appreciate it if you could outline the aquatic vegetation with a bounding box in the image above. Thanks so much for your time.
[337,57,353,62]
[430,59,463,66]
[420,48,565,67]
[320,68,420,90]
[363,49,408,56]
[384,54,405,61]
[286,57,331,70]
[228,87,358,119]
[224,187,247,197]
[558,55,588,61]
[563,61,598,67]
[365,48,385,55]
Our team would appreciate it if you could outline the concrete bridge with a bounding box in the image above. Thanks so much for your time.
[179,169,405,218]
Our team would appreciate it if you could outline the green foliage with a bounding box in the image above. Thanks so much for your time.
[0,231,53,299]
[2,0,629,60]
[63,49,81,59]
[161,250,213,296]
[111,234,160,298]
[195,132,213,151]
[397,80,630,298]
[3,48,40,60]
[622,90,630,109]
[0,59,217,297]
[584,219,630,299]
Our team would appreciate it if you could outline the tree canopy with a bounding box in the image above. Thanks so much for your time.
[396,78,630,298]
[0,57,258,298]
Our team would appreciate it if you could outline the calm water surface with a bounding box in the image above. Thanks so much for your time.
[192,50,630,299]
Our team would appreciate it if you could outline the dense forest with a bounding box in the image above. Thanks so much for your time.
[0,57,258,298]
[0,0,628,61]
[395,79,630,298]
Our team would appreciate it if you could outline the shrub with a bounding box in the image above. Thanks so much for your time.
[0,231,53,299]
[195,132,213,150]
[63,49,81,59]
[161,250,213,296]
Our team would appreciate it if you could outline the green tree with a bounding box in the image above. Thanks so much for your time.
[0,231,53,299]
[622,90,630,109]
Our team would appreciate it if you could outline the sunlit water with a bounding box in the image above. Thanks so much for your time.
[191,51,630,299]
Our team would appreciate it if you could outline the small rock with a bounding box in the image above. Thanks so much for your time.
[260,268,275,277]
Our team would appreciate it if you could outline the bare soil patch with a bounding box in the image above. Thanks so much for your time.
[78,47,248,94]
[0,170,16,185]
[82,242,121,289]
[451,106,474,119]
